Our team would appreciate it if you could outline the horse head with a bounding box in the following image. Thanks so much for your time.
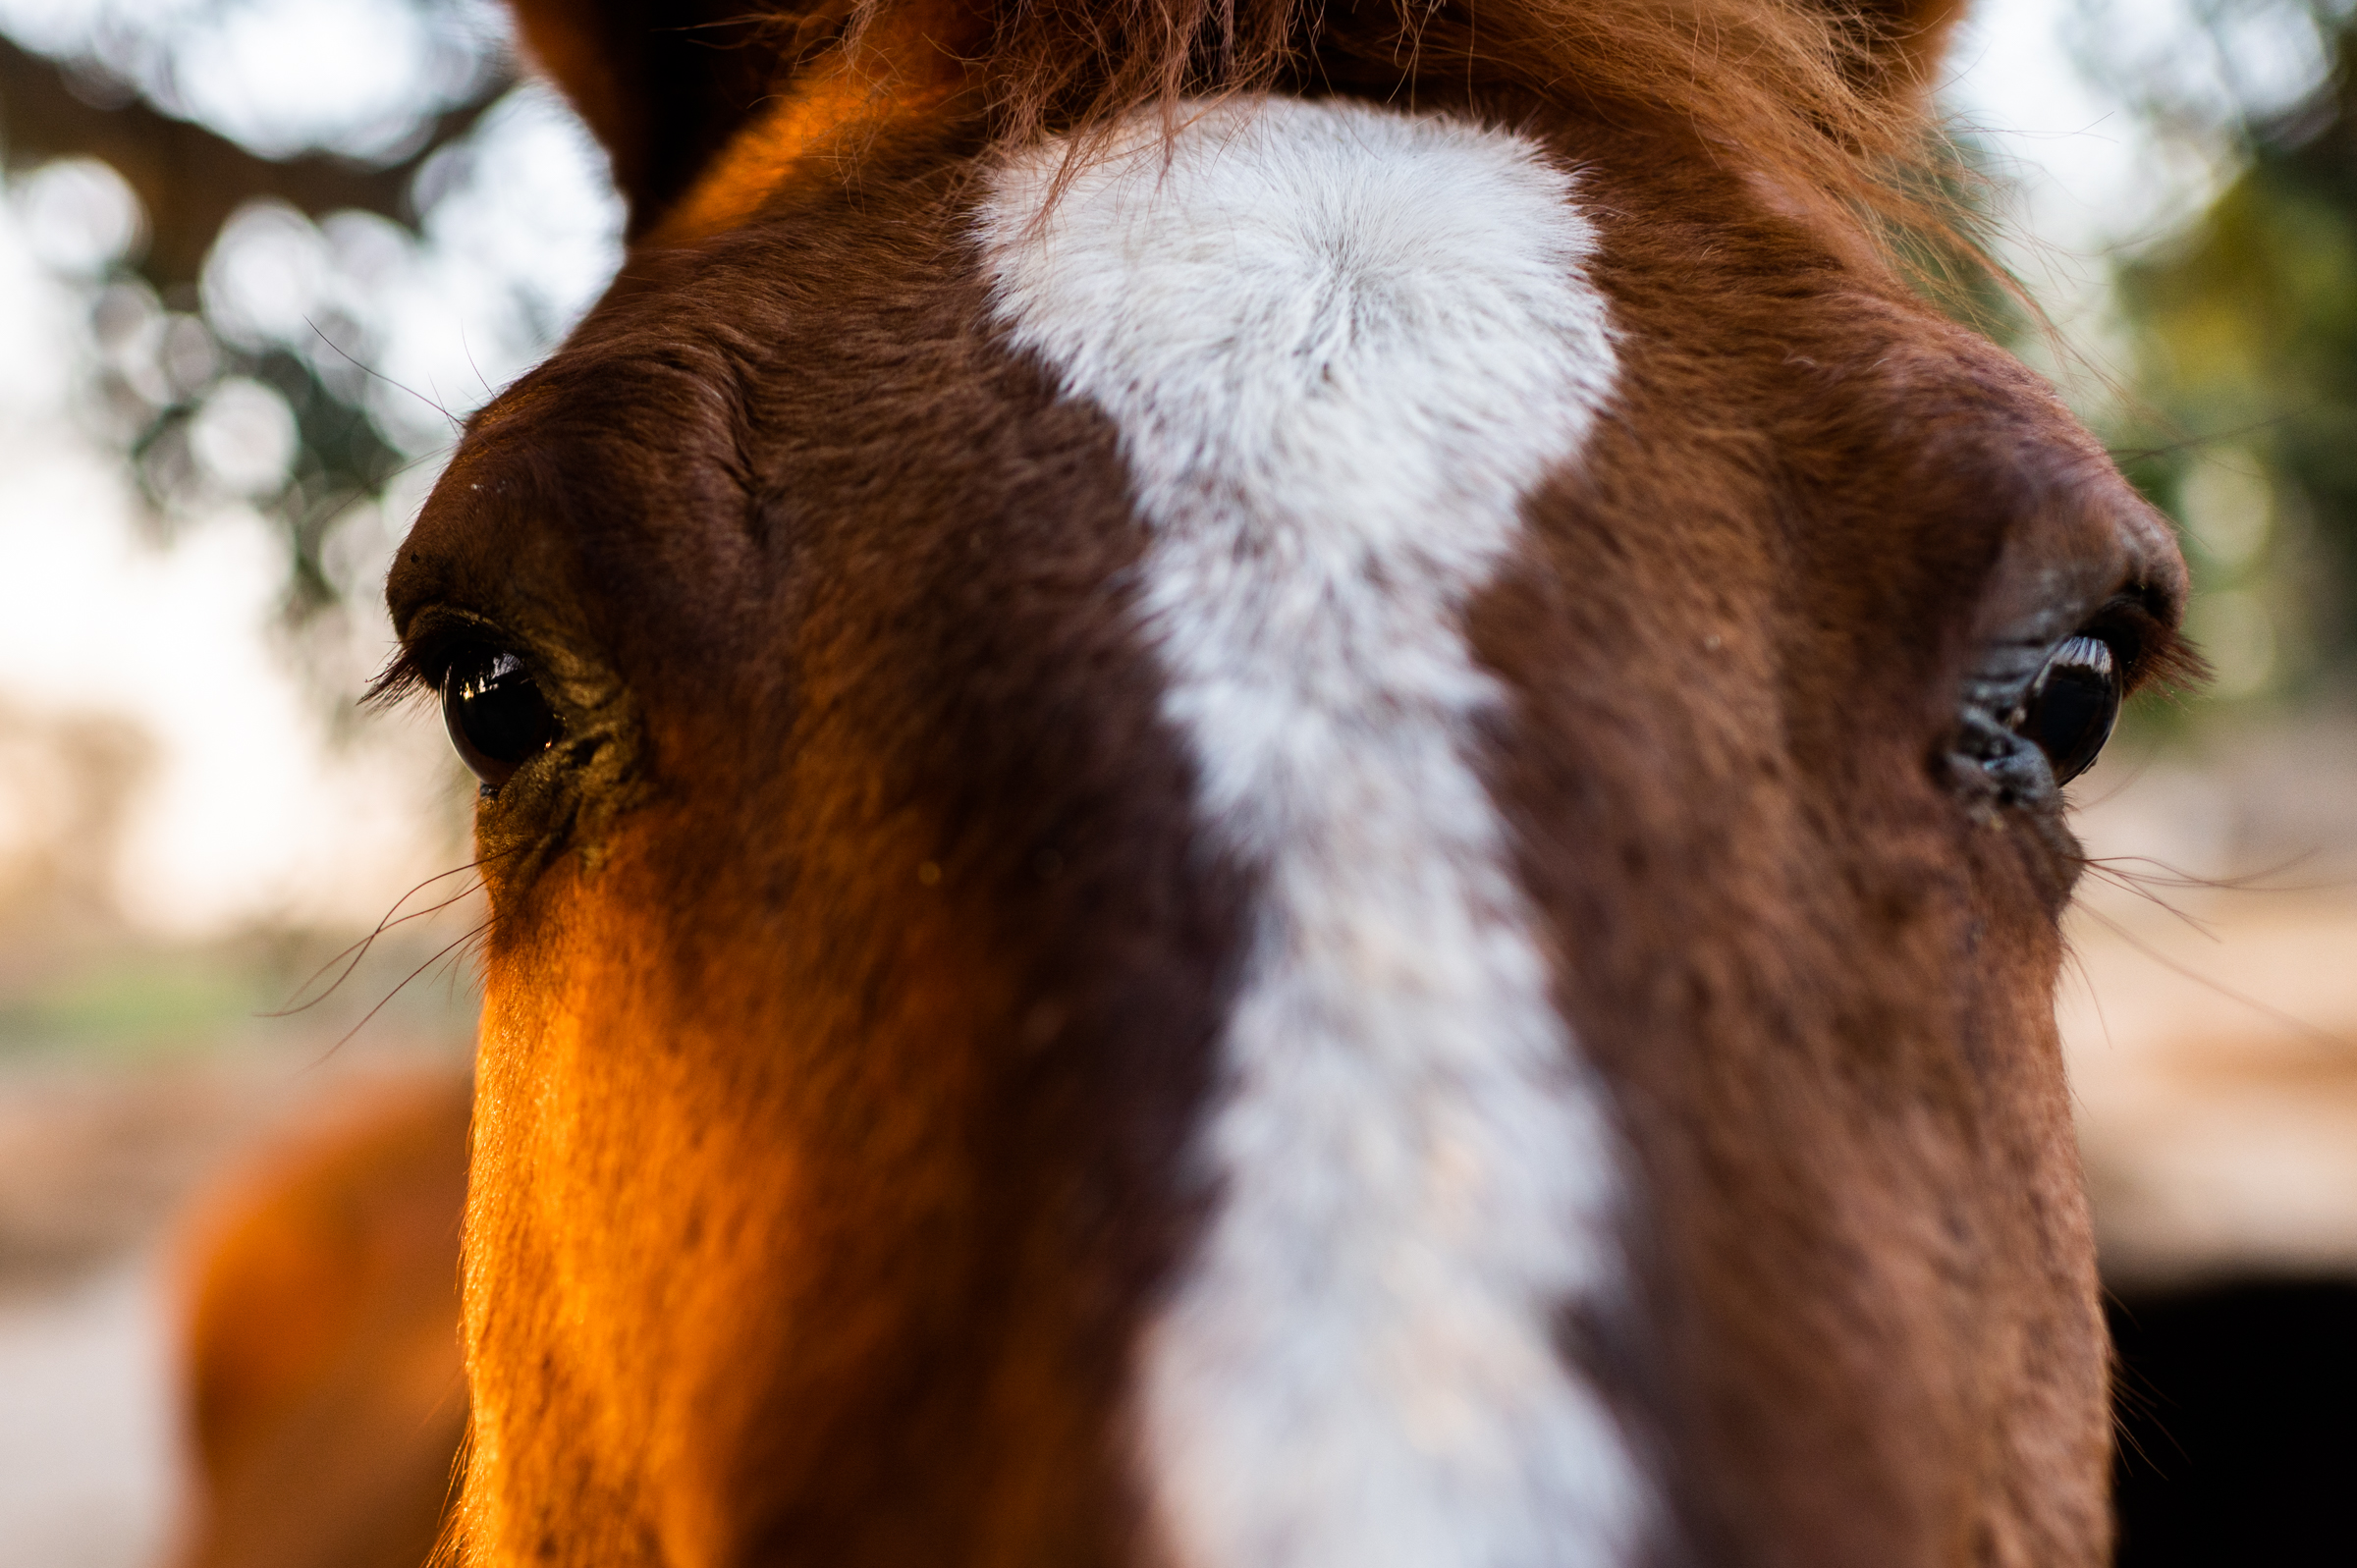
[381,2,2193,1561]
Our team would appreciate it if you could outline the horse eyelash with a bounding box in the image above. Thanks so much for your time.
[366,609,532,713]
[365,625,477,713]
[2104,600,2211,702]
[364,648,434,713]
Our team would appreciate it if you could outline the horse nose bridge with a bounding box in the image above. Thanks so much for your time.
[1836,316,2134,520]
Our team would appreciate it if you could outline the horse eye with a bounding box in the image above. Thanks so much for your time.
[2010,633,2120,786]
[441,646,561,791]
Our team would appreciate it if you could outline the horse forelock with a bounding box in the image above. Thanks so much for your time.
[519,0,1973,291]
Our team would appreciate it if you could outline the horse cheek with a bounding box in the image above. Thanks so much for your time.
[463,849,684,1567]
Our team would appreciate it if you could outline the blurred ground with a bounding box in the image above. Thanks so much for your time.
[2064,712,2357,1288]
[0,1263,172,1568]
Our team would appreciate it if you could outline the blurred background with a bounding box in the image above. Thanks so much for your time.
[0,0,2351,1564]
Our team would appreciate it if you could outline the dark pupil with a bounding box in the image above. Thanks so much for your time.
[2016,634,2120,786]
[444,648,559,787]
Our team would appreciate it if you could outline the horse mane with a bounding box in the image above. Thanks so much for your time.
[514,0,1983,286]
[789,0,1965,255]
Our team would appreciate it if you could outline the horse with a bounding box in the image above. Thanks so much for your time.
[202,0,2202,1561]
[171,1074,469,1568]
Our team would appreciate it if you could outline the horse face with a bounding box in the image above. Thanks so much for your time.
[388,27,2187,1568]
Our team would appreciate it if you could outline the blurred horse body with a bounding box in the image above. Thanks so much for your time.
[173,1074,467,1568]
[182,0,2195,1564]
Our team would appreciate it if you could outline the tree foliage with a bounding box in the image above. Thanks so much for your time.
[2107,2,2357,700]
[0,7,515,622]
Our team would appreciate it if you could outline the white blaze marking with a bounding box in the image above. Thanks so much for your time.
[981,98,1647,1568]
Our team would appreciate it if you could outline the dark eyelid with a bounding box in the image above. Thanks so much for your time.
[1960,585,2203,732]
[365,607,530,712]
[2081,592,2208,700]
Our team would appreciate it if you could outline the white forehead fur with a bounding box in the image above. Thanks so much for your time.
[979,97,1648,1568]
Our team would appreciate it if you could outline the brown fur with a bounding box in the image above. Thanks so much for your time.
[515,0,1969,258]
[172,1074,470,1568]
[402,186,1246,1562]
[1478,118,2159,1560]
[284,0,2202,1563]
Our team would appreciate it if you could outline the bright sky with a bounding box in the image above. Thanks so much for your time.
[0,0,2332,938]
